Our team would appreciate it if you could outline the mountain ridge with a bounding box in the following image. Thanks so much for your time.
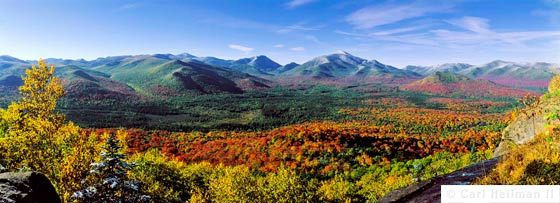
[281,51,421,83]
[403,71,535,98]
[1,52,557,98]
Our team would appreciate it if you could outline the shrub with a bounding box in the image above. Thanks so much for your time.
[548,73,560,93]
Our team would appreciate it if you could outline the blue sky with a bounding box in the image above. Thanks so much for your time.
[1,0,559,67]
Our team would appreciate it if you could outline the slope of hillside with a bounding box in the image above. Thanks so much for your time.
[95,57,271,96]
[55,65,140,101]
[0,59,141,102]
[275,62,300,74]
[403,71,533,98]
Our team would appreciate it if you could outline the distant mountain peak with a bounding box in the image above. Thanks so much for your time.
[284,62,299,66]
[405,63,473,76]
[335,50,350,55]
[250,55,274,63]
[485,60,510,66]
[176,53,197,58]
[0,55,27,63]
[252,55,268,59]
[490,60,508,63]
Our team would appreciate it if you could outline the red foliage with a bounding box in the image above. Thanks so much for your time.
[86,105,506,174]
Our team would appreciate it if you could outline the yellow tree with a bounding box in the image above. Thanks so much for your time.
[0,59,88,195]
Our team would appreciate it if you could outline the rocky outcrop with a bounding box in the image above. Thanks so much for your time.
[493,97,560,157]
[0,172,61,203]
[377,158,500,203]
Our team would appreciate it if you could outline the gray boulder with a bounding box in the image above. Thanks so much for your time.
[378,158,499,203]
[493,97,560,157]
[0,172,61,203]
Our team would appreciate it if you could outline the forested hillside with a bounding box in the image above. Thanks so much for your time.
[0,60,522,202]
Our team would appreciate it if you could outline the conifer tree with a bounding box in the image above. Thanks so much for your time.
[71,134,150,203]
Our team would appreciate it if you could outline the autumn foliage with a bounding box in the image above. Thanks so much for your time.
[0,59,519,202]
[0,60,100,201]
[548,73,560,93]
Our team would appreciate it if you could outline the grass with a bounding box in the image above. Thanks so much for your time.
[477,89,560,185]
[476,129,560,184]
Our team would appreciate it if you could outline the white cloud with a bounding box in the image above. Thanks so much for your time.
[119,3,141,10]
[371,25,430,36]
[346,2,452,29]
[439,16,560,46]
[336,15,560,48]
[335,30,437,46]
[290,47,305,51]
[274,44,285,48]
[544,0,560,6]
[446,16,491,34]
[286,0,316,8]
[304,35,321,44]
[276,22,322,34]
[334,30,368,37]
[229,44,254,53]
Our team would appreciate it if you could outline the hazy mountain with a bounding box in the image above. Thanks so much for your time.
[405,63,472,76]
[457,60,558,87]
[193,56,232,68]
[1,54,556,98]
[283,51,420,83]
[275,62,300,74]
[230,55,281,75]
[0,55,29,70]
[0,60,141,101]
[90,55,271,96]
[407,60,559,88]
[27,58,89,67]
[0,55,27,64]
[403,71,532,98]
[0,55,272,99]
[195,55,281,75]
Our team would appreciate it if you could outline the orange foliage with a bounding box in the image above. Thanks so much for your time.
[86,104,506,175]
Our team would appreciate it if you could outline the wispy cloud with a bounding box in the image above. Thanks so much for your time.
[274,44,285,48]
[532,0,560,24]
[276,23,322,33]
[304,35,321,44]
[286,0,316,8]
[204,16,279,32]
[370,25,431,36]
[438,16,560,46]
[200,10,323,46]
[290,47,306,51]
[229,44,254,53]
[346,2,453,29]
[118,3,141,10]
[446,16,491,34]
[337,15,560,48]
[334,30,368,37]
[335,29,437,46]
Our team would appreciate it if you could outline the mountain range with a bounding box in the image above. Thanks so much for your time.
[406,60,558,88]
[403,71,533,98]
[0,51,556,100]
